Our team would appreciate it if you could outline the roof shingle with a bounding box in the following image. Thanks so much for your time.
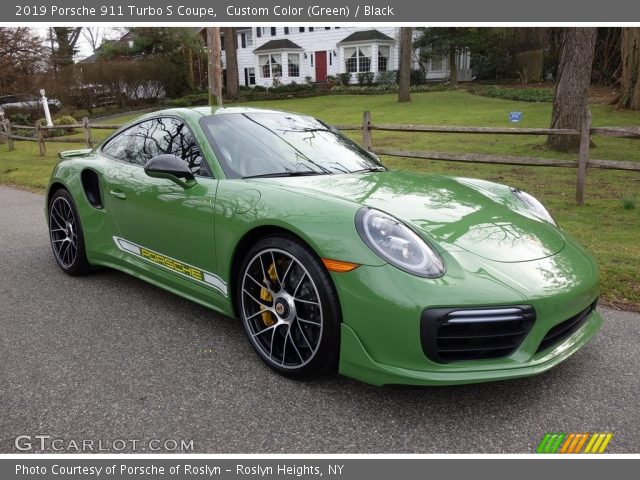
[253,39,303,52]
[338,29,394,44]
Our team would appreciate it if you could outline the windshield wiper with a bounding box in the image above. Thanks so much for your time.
[242,171,329,179]
[350,167,388,173]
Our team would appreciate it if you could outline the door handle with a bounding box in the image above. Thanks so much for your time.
[109,189,127,200]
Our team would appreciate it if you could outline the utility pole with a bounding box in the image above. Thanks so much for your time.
[207,27,223,106]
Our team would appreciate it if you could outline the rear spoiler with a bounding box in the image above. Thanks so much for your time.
[58,149,92,159]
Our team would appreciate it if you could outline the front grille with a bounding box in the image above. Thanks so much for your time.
[421,306,536,363]
[536,301,597,353]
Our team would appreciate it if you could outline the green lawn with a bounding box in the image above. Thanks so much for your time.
[1,90,639,310]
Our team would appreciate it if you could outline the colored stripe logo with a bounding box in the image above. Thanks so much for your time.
[537,433,613,453]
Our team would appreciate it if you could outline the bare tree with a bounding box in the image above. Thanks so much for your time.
[0,28,47,94]
[546,28,597,152]
[617,28,640,110]
[223,27,239,101]
[398,27,413,103]
[82,27,103,52]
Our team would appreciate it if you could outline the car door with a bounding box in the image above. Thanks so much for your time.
[102,116,224,297]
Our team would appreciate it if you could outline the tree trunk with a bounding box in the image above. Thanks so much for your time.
[207,27,223,106]
[53,27,82,68]
[224,27,239,101]
[618,28,640,110]
[449,50,458,87]
[547,28,597,152]
[398,27,412,103]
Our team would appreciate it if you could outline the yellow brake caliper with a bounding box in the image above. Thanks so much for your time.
[260,262,279,326]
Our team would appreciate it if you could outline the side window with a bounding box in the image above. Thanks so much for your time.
[102,124,139,163]
[136,118,210,177]
[135,118,172,165]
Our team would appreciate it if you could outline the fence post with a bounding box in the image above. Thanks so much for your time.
[575,109,591,206]
[82,117,93,148]
[362,111,372,151]
[36,120,46,156]
[5,120,14,151]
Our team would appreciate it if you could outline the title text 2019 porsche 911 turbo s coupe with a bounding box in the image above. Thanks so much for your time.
[46,107,602,386]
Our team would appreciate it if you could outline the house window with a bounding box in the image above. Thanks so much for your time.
[299,27,305,33]
[431,54,443,72]
[244,67,256,85]
[378,45,390,72]
[329,51,332,66]
[240,32,253,48]
[288,53,300,77]
[428,43,444,71]
[309,27,314,32]
[345,46,371,73]
[284,27,289,35]
[310,53,313,67]
[325,27,331,30]
[271,27,276,36]
[259,54,282,79]
[256,28,261,38]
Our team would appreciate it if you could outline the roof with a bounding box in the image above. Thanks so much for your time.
[253,39,303,52]
[130,107,297,124]
[79,52,100,63]
[338,29,395,44]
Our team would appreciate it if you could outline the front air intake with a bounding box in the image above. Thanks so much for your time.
[536,301,596,353]
[421,305,536,362]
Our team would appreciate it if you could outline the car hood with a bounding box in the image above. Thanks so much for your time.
[260,170,565,263]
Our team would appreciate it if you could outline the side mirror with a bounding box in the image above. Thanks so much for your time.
[144,154,196,188]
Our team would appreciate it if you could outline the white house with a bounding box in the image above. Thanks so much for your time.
[209,27,471,87]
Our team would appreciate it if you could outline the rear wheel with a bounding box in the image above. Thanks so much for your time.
[238,235,341,379]
[48,189,92,276]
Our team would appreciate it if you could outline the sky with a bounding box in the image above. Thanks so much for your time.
[33,27,122,61]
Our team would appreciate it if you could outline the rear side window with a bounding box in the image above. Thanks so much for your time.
[101,124,139,163]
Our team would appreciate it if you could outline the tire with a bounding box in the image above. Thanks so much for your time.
[237,234,341,379]
[48,189,92,276]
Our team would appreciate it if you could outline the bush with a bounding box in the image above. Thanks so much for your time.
[336,72,352,86]
[37,115,79,137]
[6,111,31,126]
[478,86,554,102]
[64,58,185,109]
[376,70,397,85]
[330,83,448,95]
[165,92,209,107]
[54,115,78,129]
[357,72,375,85]
[410,69,425,86]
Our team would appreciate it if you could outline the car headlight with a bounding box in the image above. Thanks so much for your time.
[356,208,445,278]
[510,188,556,226]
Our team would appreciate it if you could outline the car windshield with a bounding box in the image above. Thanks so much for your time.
[199,112,386,178]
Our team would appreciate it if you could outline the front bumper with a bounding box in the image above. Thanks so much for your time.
[334,240,602,386]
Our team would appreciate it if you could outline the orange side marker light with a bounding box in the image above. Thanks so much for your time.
[322,258,360,273]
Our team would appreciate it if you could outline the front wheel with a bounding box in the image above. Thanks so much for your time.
[48,189,92,276]
[238,235,341,379]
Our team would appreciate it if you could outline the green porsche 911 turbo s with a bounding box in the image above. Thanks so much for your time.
[45,107,602,386]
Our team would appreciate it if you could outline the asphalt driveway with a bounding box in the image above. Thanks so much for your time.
[0,185,638,453]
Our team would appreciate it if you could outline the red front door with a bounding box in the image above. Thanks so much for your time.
[315,51,327,82]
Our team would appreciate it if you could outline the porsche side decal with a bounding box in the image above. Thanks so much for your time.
[113,236,227,296]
